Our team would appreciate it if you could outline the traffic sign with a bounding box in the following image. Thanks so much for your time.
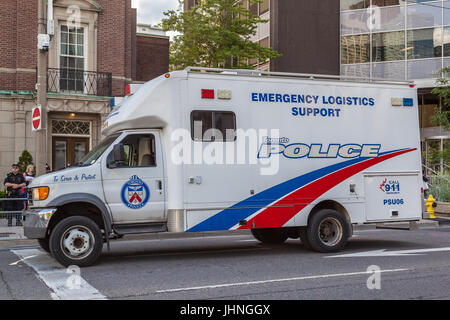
[32,105,42,131]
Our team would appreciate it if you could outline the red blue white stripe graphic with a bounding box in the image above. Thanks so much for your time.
[186,148,416,232]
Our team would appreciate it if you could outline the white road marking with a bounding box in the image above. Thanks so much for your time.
[11,249,106,300]
[326,247,450,258]
[9,254,39,266]
[155,268,409,293]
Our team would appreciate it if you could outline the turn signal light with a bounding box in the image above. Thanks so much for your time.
[33,187,50,201]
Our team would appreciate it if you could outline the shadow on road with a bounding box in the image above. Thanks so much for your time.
[93,235,424,267]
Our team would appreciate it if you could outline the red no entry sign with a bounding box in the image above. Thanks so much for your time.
[32,105,42,131]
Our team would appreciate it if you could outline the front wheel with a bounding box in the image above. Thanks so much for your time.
[49,216,103,267]
[38,238,50,253]
[306,210,351,253]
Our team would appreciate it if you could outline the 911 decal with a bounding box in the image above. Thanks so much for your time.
[380,178,403,206]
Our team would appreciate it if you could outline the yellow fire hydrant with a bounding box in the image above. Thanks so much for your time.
[426,194,437,219]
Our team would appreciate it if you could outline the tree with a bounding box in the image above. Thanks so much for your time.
[431,67,450,132]
[18,150,34,173]
[161,0,281,70]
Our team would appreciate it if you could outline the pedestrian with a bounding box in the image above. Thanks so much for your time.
[422,170,429,198]
[3,164,26,226]
[45,163,51,174]
[24,165,35,185]
[23,165,35,210]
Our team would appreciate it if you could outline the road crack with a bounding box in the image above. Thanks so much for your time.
[0,269,15,300]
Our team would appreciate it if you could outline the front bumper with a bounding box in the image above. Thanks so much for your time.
[22,208,57,239]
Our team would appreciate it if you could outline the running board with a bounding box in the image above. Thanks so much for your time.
[375,221,418,231]
[114,223,167,235]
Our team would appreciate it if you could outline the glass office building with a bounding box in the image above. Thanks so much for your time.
[341,0,449,171]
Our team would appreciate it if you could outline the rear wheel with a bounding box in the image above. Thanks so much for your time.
[251,228,288,244]
[49,216,103,267]
[306,209,350,253]
[298,227,312,250]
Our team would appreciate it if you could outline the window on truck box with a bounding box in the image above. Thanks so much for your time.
[191,111,236,142]
[107,134,157,167]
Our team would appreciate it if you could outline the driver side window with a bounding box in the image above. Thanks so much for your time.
[108,134,156,167]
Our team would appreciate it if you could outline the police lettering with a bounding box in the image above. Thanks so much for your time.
[258,143,381,159]
[383,199,404,205]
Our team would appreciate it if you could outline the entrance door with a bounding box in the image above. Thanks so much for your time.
[52,137,90,171]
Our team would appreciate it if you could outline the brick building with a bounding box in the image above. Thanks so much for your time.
[0,0,169,177]
[136,24,170,82]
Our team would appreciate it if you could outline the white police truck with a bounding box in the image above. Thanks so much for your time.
[23,67,423,267]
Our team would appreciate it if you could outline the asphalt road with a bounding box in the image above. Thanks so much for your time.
[0,225,449,301]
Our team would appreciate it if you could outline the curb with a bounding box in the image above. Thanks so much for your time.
[0,239,37,248]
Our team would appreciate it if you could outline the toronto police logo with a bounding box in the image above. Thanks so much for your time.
[121,175,150,209]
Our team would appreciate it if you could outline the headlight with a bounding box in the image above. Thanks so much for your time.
[32,187,50,201]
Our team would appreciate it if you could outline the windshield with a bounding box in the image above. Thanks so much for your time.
[77,133,121,166]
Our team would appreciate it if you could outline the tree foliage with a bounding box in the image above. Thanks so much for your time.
[18,150,34,173]
[431,67,450,131]
[161,0,281,70]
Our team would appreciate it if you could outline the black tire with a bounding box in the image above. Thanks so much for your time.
[49,216,103,267]
[306,209,351,253]
[38,238,50,253]
[298,227,312,250]
[251,228,288,244]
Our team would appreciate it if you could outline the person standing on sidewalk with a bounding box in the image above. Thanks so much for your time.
[24,165,35,185]
[23,165,35,210]
[3,164,26,226]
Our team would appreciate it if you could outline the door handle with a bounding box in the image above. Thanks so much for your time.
[157,180,163,191]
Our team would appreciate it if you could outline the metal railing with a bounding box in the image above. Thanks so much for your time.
[185,67,416,86]
[0,198,25,227]
[47,68,112,97]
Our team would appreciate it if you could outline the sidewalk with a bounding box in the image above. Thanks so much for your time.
[0,226,26,241]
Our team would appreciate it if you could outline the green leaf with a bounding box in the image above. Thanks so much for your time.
[162,0,281,70]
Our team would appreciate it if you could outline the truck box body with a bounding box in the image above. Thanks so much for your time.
[101,69,422,233]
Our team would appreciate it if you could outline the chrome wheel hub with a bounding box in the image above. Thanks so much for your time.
[318,217,343,247]
[62,227,93,258]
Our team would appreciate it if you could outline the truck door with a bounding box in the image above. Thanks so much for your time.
[101,132,165,224]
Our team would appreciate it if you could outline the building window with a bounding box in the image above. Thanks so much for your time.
[407,2,442,29]
[341,0,370,11]
[372,0,403,7]
[52,120,91,136]
[407,28,442,59]
[259,37,269,48]
[444,0,450,25]
[341,34,371,64]
[191,111,236,142]
[60,25,85,93]
[260,0,269,14]
[372,31,405,62]
[444,27,450,56]
[249,2,258,15]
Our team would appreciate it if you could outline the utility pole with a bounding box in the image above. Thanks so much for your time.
[36,0,48,176]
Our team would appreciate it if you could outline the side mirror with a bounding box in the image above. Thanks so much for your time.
[108,144,125,168]
[113,144,125,163]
